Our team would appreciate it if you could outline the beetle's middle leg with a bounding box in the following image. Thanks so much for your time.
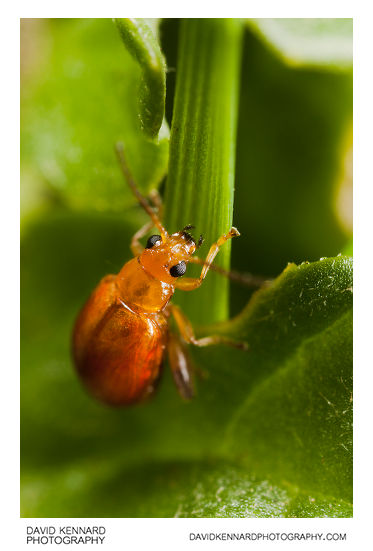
[169,303,248,351]
[188,256,272,289]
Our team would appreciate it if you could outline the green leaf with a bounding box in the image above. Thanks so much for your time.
[203,256,353,503]
[115,18,167,139]
[21,461,352,518]
[164,19,244,325]
[21,19,168,218]
[343,237,353,256]
[229,25,352,290]
[247,18,352,70]
[21,209,352,517]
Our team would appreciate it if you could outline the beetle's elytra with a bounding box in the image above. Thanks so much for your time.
[72,143,247,406]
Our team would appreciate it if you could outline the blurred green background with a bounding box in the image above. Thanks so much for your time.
[21,18,352,517]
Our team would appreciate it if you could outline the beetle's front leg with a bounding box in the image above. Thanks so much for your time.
[130,221,154,255]
[174,227,240,291]
[130,189,164,256]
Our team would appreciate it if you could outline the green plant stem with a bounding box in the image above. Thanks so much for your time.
[164,19,243,325]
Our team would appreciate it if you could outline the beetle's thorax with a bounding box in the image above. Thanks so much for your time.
[115,257,174,314]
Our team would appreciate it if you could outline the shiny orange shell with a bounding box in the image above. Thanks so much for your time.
[72,274,168,406]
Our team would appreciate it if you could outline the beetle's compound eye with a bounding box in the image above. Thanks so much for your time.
[146,235,162,249]
[170,261,187,278]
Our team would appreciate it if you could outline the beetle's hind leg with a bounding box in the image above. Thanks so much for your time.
[167,332,195,400]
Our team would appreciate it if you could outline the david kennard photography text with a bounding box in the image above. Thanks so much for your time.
[26,526,106,545]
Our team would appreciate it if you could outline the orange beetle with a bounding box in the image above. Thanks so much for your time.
[72,144,246,406]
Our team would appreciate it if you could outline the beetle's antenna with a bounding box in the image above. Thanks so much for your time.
[189,256,272,288]
[115,143,168,240]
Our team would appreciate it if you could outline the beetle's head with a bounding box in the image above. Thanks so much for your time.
[139,225,203,285]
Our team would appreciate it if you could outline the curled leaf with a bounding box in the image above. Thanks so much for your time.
[115,18,167,139]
